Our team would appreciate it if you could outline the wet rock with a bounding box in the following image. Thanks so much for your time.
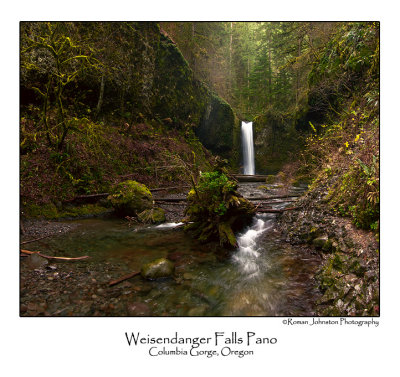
[141,258,174,280]
[312,235,328,249]
[138,207,166,224]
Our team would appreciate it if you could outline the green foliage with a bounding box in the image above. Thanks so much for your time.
[310,22,379,84]
[307,22,379,123]
[185,171,255,247]
[20,22,216,206]
[21,22,101,151]
[327,155,379,230]
[196,171,236,201]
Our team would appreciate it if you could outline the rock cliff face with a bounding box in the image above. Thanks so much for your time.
[155,29,237,160]
[108,23,237,160]
[278,178,379,316]
[196,94,237,158]
[252,111,300,174]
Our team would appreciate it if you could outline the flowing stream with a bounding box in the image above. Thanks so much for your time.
[27,182,321,316]
[241,121,255,175]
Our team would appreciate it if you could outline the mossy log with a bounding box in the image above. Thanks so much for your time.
[231,174,273,182]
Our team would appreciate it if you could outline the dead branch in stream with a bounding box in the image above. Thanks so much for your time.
[20,234,52,245]
[20,249,90,261]
[108,271,140,286]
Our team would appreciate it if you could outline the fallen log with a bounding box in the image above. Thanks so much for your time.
[247,194,301,200]
[109,271,140,286]
[256,207,300,213]
[20,249,90,261]
[153,194,301,203]
[63,193,109,204]
[63,186,190,204]
[156,201,186,206]
[231,174,272,182]
[150,186,190,192]
[256,199,295,205]
[153,197,186,202]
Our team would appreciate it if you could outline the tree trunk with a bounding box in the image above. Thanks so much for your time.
[96,74,105,117]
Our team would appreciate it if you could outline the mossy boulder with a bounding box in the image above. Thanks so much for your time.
[108,180,153,216]
[137,207,166,224]
[141,258,175,280]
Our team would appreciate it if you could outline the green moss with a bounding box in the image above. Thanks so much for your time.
[108,180,153,216]
[59,204,110,218]
[137,207,166,224]
[25,203,59,219]
[24,202,110,219]
[218,222,238,248]
[265,175,276,184]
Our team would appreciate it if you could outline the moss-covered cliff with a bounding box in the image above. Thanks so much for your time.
[252,110,302,174]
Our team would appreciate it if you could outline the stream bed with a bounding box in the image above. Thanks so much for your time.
[20,183,322,316]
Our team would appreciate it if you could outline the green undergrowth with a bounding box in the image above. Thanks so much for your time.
[184,171,255,247]
[293,22,379,233]
[304,96,379,232]
[24,202,110,220]
[20,117,211,210]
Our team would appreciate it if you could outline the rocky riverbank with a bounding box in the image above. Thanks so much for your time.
[277,182,379,316]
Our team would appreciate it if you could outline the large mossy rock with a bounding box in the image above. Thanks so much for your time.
[108,180,153,216]
[141,258,175,280]
[184,171,255,248]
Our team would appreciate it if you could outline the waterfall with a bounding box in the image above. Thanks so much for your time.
[241,121,255,175]
[233,216,272,279]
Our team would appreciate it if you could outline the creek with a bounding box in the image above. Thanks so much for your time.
[25,182,321,316]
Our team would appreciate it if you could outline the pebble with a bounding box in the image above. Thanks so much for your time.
[127,302,152,316]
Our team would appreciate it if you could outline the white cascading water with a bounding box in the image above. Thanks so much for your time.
[233,216,273,279]
[241,121,255,175]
